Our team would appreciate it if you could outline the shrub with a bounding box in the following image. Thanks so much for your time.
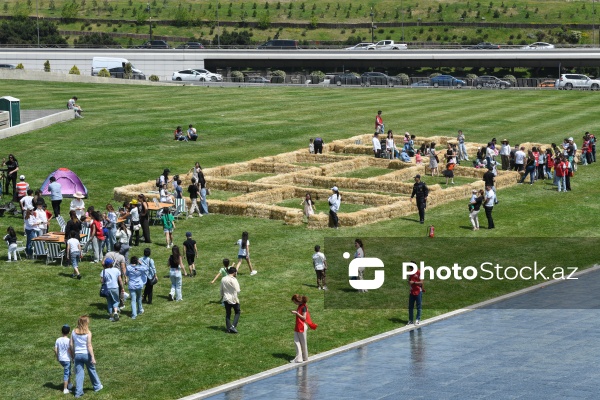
[16,63,24,69]
[98,68,111,77]
[43,60,51,72]
[69,65,81,75]
[502,74,517,85]
[309,70,325,79]
[466,73,478,81]
[271,69,286,83]
[395,73,409,85]
[429,72,441,78]
[149,74,160,82]
[230,70,244,82]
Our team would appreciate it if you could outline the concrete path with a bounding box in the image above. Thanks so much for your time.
[197,268,600,400]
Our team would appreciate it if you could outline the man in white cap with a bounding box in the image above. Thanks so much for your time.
[15,175,29,202]
[328,186,341,229]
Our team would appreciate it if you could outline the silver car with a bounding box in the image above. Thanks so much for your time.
[172,69,209,81]
[345,42,374,50]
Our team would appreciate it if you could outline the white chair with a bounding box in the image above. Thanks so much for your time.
[32,241,48,262]
[79,226,91,259]
[46,242,65,266]
[173,198,188,220]
[56,215,66,232]
[15,240,26,260]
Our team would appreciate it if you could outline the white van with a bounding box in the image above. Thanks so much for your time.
[91,57,145,79]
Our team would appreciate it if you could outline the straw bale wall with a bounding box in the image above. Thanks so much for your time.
[204,163,251,178]
[247,162,306,174]
[255,169,320,185]
[319,157,371,176]
[114,133,534,229]
[208,179,279,193]
[229,186,297,203]
[207,200,303,225]
[294,153,350,164]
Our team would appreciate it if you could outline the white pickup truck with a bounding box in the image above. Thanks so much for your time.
[366,40,408,50]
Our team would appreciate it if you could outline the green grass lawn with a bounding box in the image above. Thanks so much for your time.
[426,175,479,187]
[335,167,393,179]
[228,172,275,182]
[0,81,599,400]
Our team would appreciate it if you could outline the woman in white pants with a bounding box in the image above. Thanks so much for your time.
[469,189,484,230]
[290,294,317,363]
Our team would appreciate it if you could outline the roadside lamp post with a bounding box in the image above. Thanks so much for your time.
[370,9,375,43]
[147,3,153,41]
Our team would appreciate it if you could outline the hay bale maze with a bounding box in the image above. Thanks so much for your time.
[114,133,527,228]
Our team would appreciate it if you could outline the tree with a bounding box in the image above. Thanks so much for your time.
[0,17,67,46]
[61,0,79,22]
[214,29,253,45]
[257,12,270,29]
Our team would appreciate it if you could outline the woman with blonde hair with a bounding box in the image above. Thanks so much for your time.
[70,315,102,397]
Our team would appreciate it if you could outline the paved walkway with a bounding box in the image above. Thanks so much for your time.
[198,268,600,400]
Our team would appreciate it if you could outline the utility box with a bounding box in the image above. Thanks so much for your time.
[0,96,20,127]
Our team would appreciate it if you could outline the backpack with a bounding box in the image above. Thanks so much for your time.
[156,176,161,188]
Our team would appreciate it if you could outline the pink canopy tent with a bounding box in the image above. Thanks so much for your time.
[40,168,88,198]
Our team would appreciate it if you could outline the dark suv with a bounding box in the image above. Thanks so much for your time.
[108,67,146,80]
[139,40,170,49]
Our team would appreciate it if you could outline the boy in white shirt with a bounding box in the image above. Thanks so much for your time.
[312,245,328,290]
[54,325,73,394]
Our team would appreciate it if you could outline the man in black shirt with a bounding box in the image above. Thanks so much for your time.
[410,174,429,224]
[2,154,19,199]
[482,165,498,204]
[183,231,198,277]
[187,178,202,217]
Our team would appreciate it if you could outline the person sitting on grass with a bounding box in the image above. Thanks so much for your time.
[174,126,186,141]
[159,183,174,204]
[187,124,198,141]
[68,96,83,118]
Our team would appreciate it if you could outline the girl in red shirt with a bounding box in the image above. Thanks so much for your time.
[90,211,105,263]
[290,294,317,363]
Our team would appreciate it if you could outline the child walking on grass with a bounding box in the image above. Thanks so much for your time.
[211,258,231,284]
[4,226,18,262]
[161,207,175,248]
[235,231,257,275]
[54,324,73,394]
[183,231,198,277]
